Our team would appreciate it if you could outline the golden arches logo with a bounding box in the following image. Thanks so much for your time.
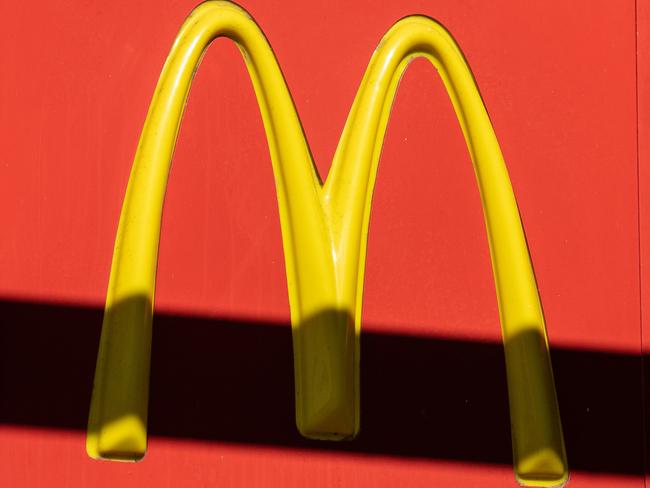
[87,1,567,486]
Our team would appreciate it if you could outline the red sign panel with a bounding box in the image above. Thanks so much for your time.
[0,1,644,487]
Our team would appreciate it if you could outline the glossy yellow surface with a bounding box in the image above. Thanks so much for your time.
[87,1,567,485]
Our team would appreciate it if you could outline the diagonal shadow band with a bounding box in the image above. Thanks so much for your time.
[0,298,644,475]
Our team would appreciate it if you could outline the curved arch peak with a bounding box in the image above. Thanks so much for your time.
[87,2,567,486]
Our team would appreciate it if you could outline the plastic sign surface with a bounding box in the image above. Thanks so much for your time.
[87,1,567,486]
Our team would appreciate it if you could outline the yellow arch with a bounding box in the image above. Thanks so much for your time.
[87,2,567,486]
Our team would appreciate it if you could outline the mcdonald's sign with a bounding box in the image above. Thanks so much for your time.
[86,1,570,486]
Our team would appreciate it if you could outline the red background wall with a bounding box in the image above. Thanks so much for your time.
[0,1,645,486]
